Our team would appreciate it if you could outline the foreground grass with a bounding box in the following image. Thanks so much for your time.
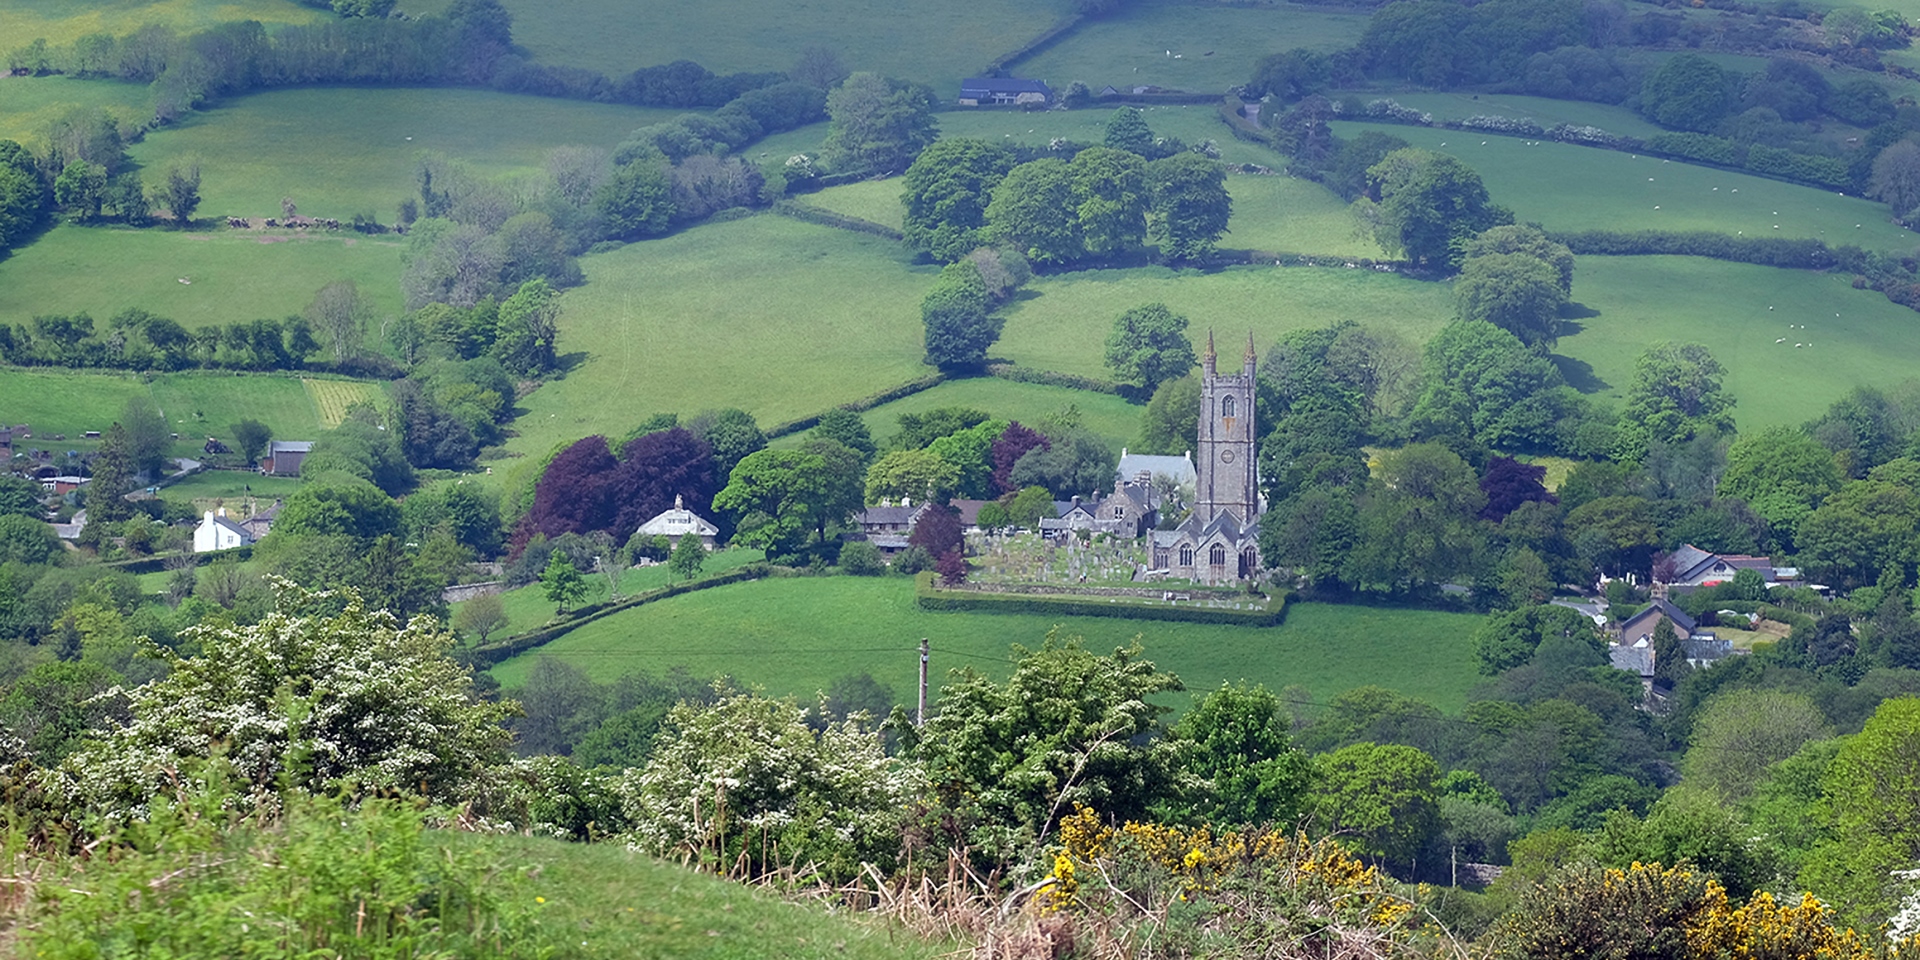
[1021,0,1366,94]
[1329,121,1916,252]
[1561,255,1920,428]
[494,0,1060,91]
[490,575,1486,712]
[130,87,683,219]
[0,224,406,326]
[996,263,1454,381]
[508,214,938,460]
[446,832,955,960]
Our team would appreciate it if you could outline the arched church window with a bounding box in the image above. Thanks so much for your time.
[1222,395,1235,418]
[1179,545,1194,566]
[1210,544,1226,565]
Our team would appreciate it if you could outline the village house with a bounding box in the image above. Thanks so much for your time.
[42,476,86,496]
[1608,598,1737,689]
[957,77,1051,106]
[240,500,283,540]
[635,494,719,550]
[260,440,314,477]
[1664,543,1795,588]
[193,508,255,553]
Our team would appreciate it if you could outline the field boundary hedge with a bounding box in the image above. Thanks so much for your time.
[763,372,949,439]
[915,571,1288,625]
[771,201,905,240]
[467,563,774,664]
[984,364,1122,394]
[986,13,1088,75]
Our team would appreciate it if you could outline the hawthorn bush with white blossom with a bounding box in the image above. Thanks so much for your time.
[621,688,919,882]
[52,580,516,819]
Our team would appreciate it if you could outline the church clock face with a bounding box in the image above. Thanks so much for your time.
[1221,451,1234,463]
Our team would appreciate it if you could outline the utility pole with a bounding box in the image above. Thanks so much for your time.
[917,638,929,728]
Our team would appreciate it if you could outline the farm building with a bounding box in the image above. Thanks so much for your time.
[635,495,719,550]
[194,508,255,553]
[42,476,86,495]
[260,440,314,477]
[1664,543,1794,587]
[958,77,1051,105]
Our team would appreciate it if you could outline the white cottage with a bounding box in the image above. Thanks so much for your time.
[636,495,719,549]
[193,508,254,553]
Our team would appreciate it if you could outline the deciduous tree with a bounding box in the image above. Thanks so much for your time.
[1454,252,1566,347]
[823,72,937,176]
[986,158,1082,266]
[1104,302,1196,393]
[1146,152,1232,262]
[901,138,1015,261]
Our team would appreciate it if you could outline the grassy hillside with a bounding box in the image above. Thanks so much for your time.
[0,225,406,326]
[995,264,1455,380]
[1329,121,1916,252]
[489,576,1487,712]
[1020,1,1367,94]
[1221,175,1386,257]
[129,87,682,219]
[496,0,1062,89]
[508,214,938,458]
[1561,255,1920,428]
[0,0,321,50]
[855,378,1146,452]
[803,179,907,231]
[0,76,153,145]
[464,549,767,639]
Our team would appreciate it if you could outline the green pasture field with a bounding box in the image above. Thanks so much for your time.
[855,377,1146,452]
[1561,255,1920,428]
[0,0,320,51]
[0,76,153,147]
[1348,92,1664,140]
[1019,0,1367,95]
[129,87,684,219]
[1328,121,1917,253]
[467,548,766,639]
[488,575,1487,712]
[995,263,1454,381]
[0,368,372,459]
[1222,174,1384,257]
[160,470,304,508]
[494,0,1061,90]
[505,214,938,460]
[0,225,405,327]
[801,179,906,231]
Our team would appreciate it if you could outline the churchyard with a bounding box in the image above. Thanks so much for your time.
[968,529,1149,586]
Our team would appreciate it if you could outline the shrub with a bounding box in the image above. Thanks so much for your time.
[838,539,884,575]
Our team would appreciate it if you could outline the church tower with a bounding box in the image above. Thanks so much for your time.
[1193,331,1259,528]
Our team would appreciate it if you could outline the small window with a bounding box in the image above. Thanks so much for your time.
[1179,545,1194,566]
[1113,506,1125,518]
[1210,544,1226,565]
[1222,395,1236,418]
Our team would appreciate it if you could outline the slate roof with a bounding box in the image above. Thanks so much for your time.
[960,77,1052,97]
[1610,644,1654,678]
[854,505,925,529]
[1620,598,1697,634]
[636,497,718,538]
[268,440,314,455]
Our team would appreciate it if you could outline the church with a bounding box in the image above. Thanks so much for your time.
[1150,332,1264,584]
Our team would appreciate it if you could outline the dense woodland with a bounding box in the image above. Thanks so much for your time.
[3,0,1920,954]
